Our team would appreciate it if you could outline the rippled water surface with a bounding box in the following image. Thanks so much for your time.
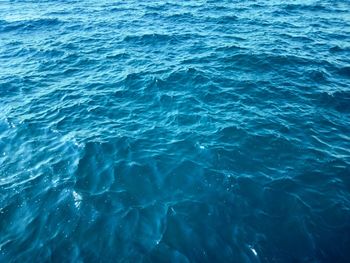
[1,0,350,262]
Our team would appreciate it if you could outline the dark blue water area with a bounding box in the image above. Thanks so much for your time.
[1,0,350,262]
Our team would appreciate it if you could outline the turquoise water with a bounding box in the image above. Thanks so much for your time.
[1,0,350,262]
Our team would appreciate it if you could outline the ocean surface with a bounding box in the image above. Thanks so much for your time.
[1,0,350,262]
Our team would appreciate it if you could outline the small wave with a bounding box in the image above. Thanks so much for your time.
[150,68,211,91]
[105,52,130,60]
[165,12,195,22]
[110,7,136,13]
[337,66,350,78]
[329,45,350,53]
[122,33,175,45]
[218,15,239,23]
[282,3,328,12]
[0,18,63,33]
[316,90,350,113]
[306,69,330,83]
[222,52,313,71]
[215,44,248,53]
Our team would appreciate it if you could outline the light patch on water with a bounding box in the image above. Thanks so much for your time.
[249,246,258,257]
[170,207,176,215]
[73,190,82,208]
[196,142,206,150]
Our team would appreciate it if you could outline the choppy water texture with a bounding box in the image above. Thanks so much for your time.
[1,0,350,262]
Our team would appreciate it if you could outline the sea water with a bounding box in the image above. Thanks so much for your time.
[1,0,350,262]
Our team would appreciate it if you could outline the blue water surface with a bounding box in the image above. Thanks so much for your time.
[1,0,350,262]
